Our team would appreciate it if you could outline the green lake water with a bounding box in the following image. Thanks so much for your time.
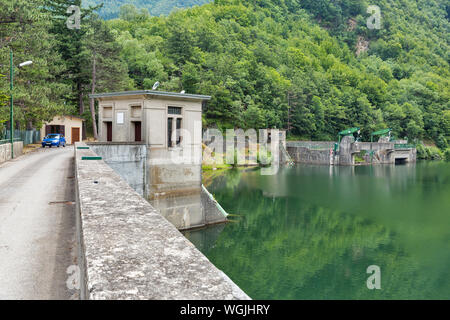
[184,162,450,299]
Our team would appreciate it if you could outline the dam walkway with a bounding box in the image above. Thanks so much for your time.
[0,146,77,299]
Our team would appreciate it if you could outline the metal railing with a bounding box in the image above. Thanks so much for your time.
[394,144,415,149]
[0,129,41,146]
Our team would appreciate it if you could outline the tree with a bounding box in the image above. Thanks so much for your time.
[44,0,101,118]
[84,15,133,139]
[0,0,70,129]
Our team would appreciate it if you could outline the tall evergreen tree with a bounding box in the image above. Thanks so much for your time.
[44,0,100,116]
[84,14,132,139]
[0,0,70,129]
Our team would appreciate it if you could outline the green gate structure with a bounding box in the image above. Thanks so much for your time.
[369,128,392,163]
[338,127,360,143]
[370,128,392,142]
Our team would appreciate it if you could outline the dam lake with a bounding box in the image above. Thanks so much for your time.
[183,162,450,299]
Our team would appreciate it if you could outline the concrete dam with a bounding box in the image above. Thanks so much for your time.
[286,136,416,166]
[74,142,249,299]
[87,142,228,230]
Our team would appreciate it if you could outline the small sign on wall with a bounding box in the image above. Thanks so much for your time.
[116,112,124,124]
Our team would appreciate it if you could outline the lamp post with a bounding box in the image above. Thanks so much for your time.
[9,48,32,159]
[9,50,13,159]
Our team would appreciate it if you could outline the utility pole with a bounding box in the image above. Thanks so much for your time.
[10,49,14,159]
[8,49,32,159]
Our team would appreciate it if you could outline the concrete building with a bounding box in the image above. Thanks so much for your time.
[89,90,223,230]
[40,115,83,145]
[90,89,211,198]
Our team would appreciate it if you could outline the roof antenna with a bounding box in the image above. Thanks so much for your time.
[152,81,160,90]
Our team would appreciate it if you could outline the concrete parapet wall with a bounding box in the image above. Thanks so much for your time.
[88,142,147,197]
[287,146,331,165]
[150,186,228,230]
[148,147,202,200]
[74,142,248,300]
[0,141,23,164]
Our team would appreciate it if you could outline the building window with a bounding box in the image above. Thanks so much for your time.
[168,117,173,147]
[176,118,182,146]
[103,106,113,118]
[131,105,142,118]
[168,106,182,115]
[167,106,183,148]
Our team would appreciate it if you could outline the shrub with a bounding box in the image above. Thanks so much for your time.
[436,134,448,149]
[426,146,444,160]
[416,144,444,160]
[445,148,450,162]
[416,144,427,159]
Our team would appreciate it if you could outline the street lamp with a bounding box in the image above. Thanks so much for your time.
[9,49,33,159]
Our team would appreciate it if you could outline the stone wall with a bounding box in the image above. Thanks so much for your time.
[74,142,249,300]
[286,141,335,150]
[147,146,202,199]
[0,141,23,164]
[286,146,331,165]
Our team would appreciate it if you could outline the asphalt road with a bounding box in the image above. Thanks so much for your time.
[0,146,78,299]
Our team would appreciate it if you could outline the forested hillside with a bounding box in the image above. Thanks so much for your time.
[84,0,211,19]
[1,0,449,147]
[106,0,449,144]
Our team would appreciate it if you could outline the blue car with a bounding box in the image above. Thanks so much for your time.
[42,134,66,148]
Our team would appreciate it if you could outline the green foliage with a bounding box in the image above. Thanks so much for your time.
[2,0,449,147]
[0,0,71,128]
[103,0,449,147]
[44,0,101,114]
[84,0,211,19]
[445,149,450,162]
[417,144,444,161]
[0,0,131,133]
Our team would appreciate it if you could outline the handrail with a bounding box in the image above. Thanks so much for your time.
[394,144,415,149]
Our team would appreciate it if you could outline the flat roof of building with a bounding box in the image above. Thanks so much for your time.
[89,90,211,101]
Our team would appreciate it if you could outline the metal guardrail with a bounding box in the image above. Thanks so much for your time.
[0,129,40,146]
[394,144,415,149]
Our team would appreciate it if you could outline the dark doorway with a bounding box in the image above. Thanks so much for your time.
[167,117,173,147]
[395,158,407,165]
[106,122,112,142]
[46,125,65,136]
[134,121,141,142]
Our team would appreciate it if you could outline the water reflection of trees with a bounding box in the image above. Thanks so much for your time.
[192,166,450,299]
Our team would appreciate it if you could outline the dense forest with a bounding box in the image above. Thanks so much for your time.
[1,0,449,149]
[84,0,211,19]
